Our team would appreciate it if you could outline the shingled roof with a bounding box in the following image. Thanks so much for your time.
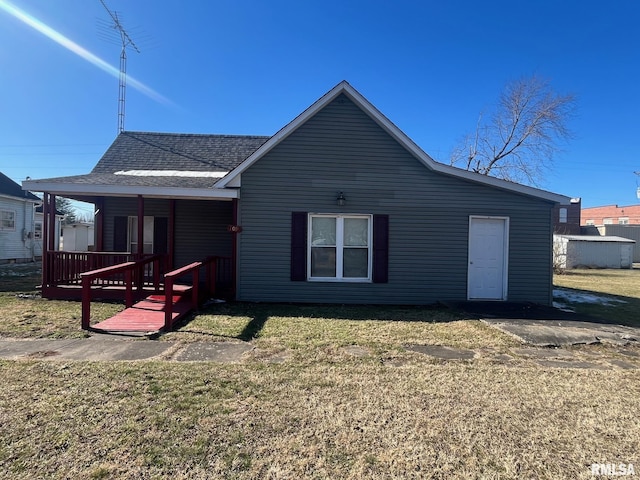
[0,171,40,201]
[92,131,270,174]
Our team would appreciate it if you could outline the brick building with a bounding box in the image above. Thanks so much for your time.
[581,204,640,226]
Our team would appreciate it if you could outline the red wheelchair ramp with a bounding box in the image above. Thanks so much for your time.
[91,293,192,334]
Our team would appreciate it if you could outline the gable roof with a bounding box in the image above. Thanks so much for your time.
[0,171,40,202]
[215,81,569,203]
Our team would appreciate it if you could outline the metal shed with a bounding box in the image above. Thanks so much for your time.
[554,235,635,269]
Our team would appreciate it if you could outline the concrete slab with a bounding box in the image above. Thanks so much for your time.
[173,342,253,362]
[447,301,640,347]
[606,359,639,370]
[0,339,81,359]
[512,347,576,359]
[57,338,175,361]
[485,319,639,347]
[534,359,610,370]
[405,344,476,360]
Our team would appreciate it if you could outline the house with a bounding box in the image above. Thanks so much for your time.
[23,81,568,305]
[581,204,640,226]
[0,171,41,264]
[553,198,581,234]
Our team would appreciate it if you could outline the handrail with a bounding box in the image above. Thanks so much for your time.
[164,261,201,330]
[163,256,221,330]
[80,254,165,330]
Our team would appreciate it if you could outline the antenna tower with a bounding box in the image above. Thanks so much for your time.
[99,0,140,133]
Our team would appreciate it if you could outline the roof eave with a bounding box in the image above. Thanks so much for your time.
[21,180,238,201]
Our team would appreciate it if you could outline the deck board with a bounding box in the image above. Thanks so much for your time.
[91,292,193,333]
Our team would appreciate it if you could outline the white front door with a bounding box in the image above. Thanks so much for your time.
[468,217,508,300]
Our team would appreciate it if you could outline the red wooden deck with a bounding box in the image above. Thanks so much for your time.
[91,289,193,333]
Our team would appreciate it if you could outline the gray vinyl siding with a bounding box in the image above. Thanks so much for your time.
[237,94,554,305]
[174,200,233,267]
[102,197,233,266]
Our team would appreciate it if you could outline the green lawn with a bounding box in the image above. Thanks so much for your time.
[554,267,640,327]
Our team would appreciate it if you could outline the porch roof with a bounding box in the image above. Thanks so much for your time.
[22,131,270,200]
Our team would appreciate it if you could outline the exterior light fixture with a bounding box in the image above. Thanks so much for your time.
[336,192,346,206]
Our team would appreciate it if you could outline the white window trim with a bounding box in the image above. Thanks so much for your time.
[1,209,16,231]
[307,213,373,282]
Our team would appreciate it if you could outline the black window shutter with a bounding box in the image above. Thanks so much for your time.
[153,217,169,254]
[372,214,389,283]
[291,212,307,281]
[113,216,128,252]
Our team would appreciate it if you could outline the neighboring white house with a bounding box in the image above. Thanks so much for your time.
[0,172,41,264]
[60,222,95,251]
[554,234,635,269]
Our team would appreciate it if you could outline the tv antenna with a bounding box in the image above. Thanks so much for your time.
[99,0,140,133]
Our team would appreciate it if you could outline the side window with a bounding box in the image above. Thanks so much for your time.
[34,221,43,239]
[1,210,16,231]
[559,208,567,223]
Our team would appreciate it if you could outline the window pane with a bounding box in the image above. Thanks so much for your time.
[311,247,336,277]
[344,218,368,246]
[311,217,336,246]
[343,248,368,278]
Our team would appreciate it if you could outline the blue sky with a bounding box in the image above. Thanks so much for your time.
[1,0,639,215]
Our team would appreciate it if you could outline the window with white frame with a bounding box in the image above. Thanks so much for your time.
[308,214,372,281]
[1,210,16,231]
[34,221,42,239]
[603,218,613,225]
[619,217,629,225]
[585,219,595,226]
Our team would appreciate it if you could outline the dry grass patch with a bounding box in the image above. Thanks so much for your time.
[0,360,638,479]
[0,293,123,339]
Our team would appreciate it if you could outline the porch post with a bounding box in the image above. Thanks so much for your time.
[168,199,175,270]
[95,197,104,251]
[42,192,49,289]
[231,198,238,299]
[137,195,144,257]
[48,194,56,252]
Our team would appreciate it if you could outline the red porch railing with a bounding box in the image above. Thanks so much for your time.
[45,251,162,288]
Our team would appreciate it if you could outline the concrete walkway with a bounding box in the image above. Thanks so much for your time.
[0,335,254,362]
[0,334,639,370]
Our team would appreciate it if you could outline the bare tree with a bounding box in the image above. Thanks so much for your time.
[450,75,576,186]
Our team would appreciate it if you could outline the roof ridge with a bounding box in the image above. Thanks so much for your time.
[121,131,271,139]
